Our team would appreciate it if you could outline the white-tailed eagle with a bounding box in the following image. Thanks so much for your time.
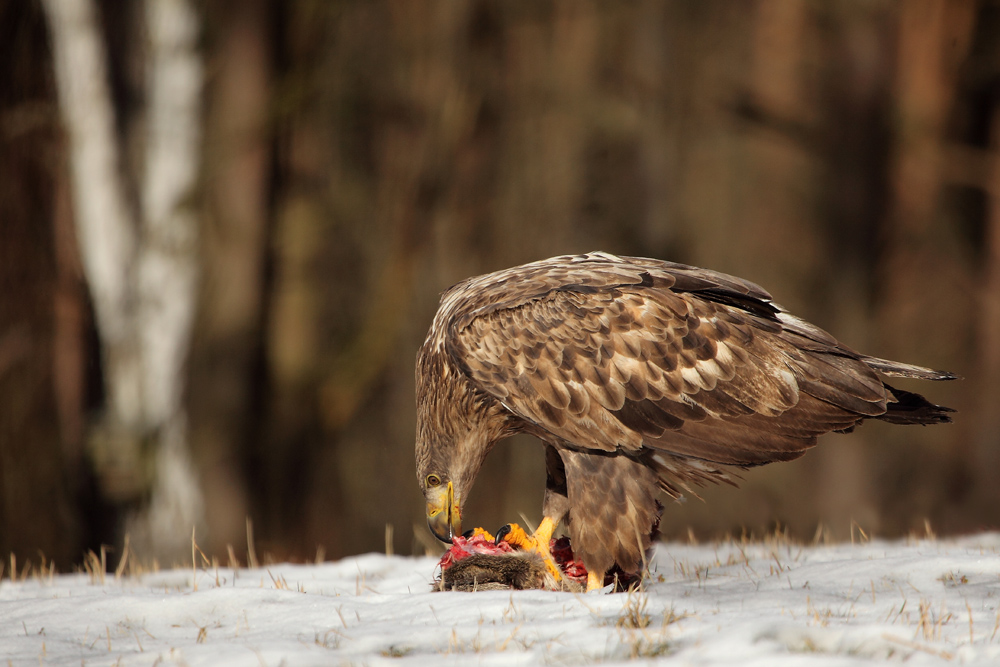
[415,252,955,591]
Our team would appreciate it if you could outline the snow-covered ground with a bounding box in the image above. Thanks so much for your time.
[3,534,1000,666]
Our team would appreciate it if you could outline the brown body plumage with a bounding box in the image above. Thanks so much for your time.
[415,252,955,585]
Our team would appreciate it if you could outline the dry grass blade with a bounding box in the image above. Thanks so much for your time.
[246,518,259,570]
[227,544,240,570]
[115,534,131,579]
[83,547,108,585]
[614,590,651,630]
[881,634,954,660]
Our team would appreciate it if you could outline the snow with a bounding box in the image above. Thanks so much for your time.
[3,535,1000,666]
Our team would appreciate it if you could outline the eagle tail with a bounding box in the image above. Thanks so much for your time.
[861,355,959,381]
[879,384,955,425]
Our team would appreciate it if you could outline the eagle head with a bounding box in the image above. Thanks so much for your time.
[415,345,514,544]
[419,468,461,544]
[417,430,494,544]
[417,403,508,543]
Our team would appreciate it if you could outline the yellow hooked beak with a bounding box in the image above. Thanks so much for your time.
[426,481,461,543]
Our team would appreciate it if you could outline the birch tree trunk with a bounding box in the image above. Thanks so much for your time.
[40,0,142,428]
[42,0,205,563]
[130,0,204,560]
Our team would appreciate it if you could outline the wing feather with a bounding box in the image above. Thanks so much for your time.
[442,253,903,465]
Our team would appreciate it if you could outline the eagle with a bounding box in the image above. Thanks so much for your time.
[415,252,955,591]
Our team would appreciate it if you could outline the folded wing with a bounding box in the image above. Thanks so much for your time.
[447,255,951,467]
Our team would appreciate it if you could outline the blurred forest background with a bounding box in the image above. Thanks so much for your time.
[2,0,999,571]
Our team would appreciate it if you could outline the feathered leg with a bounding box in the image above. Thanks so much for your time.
[560,448,661,588]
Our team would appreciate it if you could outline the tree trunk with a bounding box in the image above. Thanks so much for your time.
[42,0,205,564]
[40,0,141,428]
[126,0,205,562]
[973,104,1000,521]
[188,0,273,561]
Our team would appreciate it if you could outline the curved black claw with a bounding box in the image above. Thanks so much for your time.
[494,523,512,545]
[461,529,475,540]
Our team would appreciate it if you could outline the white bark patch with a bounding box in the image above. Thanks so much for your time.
[43,0,205,561]
[41,0,142,425]
[129,414,204,557]
[139,0,203,425]
[41,0,136,340]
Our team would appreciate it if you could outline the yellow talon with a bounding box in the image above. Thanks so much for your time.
[495,522,530,549]
[586,570,604,592]
[497,518,563,581]
[468,527,495,542]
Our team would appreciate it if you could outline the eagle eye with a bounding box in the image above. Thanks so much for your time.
[426,474,442,488]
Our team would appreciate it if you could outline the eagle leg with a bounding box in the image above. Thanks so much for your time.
[586,570,604,592]
[496,518,563,581]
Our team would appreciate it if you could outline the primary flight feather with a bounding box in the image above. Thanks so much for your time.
[415,252,955,591]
